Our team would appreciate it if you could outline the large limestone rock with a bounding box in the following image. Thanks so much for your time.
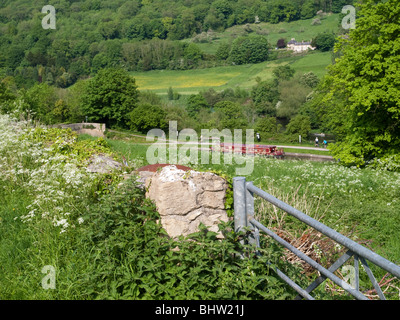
[145,165,229,238]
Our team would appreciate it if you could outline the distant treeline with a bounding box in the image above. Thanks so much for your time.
[0,0,353,88]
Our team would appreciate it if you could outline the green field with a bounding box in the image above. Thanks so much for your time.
[132,13,339,95]
[132,51,332,95]
[193,13,341,55]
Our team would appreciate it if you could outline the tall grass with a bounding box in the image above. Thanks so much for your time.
[106,136,400,266]
[1,117,399,299]
[0,116,303,300]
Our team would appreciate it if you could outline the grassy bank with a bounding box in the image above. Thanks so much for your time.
[193,13,341,55]
[1,119,399,300]
[0,116,303,300]
[110,136,400,299]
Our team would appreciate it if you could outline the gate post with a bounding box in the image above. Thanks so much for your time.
[233,177,246,234]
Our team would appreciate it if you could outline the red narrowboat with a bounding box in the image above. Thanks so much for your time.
[211,143,285,158]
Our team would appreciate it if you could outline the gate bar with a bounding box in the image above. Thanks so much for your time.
[250,218,369,300]
[246,182,400,279]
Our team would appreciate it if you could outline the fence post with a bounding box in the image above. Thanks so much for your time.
[233,177,246,234]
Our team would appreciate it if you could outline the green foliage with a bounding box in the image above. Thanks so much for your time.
[229,35,270,65]
[77,176,301,299]
[186,94,209,118]
[285,114,311,141]
[22,127,115,165]
[0,80,16,113]
[216,42,231,60]
[167,87,180,101]
[313,0,400,167]
[277,78,312,119]
[366,154,400,173]
[255,117,281,138]
[184,43,203,65]
[81,68,139,128]
[273,65,295,81]
[0,0,343,89]
[16,83,58,124]
[301,0,316,20]
[300,71,320,88]
[214,100,248,131]
[251,80,280,117]
[311,33,336,52]
[129,104,167,133]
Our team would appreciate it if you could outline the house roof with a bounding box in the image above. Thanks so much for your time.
[288,38,312,46]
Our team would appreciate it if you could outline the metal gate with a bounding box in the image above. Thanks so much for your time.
[233,177,400,300]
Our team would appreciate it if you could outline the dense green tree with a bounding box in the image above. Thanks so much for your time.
[129,104,167,133]
[273,65,295,81]
[301,0,316,20]
[184,43,203,65]
[230,35,270,65]
[17,83,58,124]
[300,72,320,88]
[312,33,336,52]
[254,116,280,137]
[269,0,299,24]
[312,0,400,166]
[186,94,209,118]
[285,114,311,141]
[0,80,16,114]
[214,100,248,131]
[81,68,138,128]
[216,42,231,60]
[251,80,280,116]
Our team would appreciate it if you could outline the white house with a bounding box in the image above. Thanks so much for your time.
[287,38,316,52]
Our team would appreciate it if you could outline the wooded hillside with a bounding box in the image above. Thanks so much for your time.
[0,0,353,88]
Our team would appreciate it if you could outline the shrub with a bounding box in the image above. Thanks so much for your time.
[273,65,295,81]
[77,176,303,299]
[300,72,320,88]
[216,42,231,60]
[311,33,336,52]
[276,38,287,49]
[255,117,280,138]
[129,104,167,133]
[285,114,311,141]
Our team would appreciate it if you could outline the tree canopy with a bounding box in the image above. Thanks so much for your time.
[309,0,400,167]
[230,35,270,65]
[0,0,353,89]
[81,68,138,128]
